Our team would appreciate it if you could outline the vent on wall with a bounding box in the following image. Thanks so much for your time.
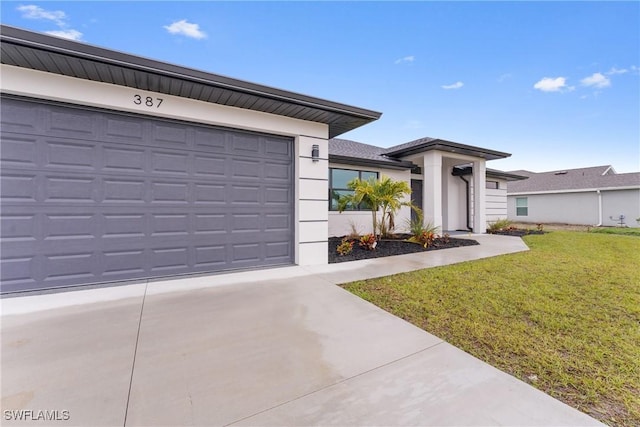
[554,171,568,175]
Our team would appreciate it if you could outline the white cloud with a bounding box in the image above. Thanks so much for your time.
[581,72,611,88]
[606,67,628,75]
[441,81,464,90]
[394,55,415,64]
[45,29,83,41]
[497,73,512,82]
[17,4,83,41]
[164,20,207,39]
[533,77,570,92]
[17,4,66,26]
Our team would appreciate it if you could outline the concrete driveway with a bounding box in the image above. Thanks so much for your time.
[1,235,603,426]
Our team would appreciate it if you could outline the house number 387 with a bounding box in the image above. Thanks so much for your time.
[133,94,163,108]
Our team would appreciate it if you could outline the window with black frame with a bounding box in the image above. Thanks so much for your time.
[329,168,378,210]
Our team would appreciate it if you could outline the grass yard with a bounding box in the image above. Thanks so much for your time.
[343,232,640,426]
[590,227,640,237]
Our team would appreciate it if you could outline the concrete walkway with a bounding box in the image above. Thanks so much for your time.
[1,235,603,426]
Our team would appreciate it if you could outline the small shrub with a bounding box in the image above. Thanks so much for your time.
[487,218,513,233]
[442,233,451,244]
[408,231,437,248]
[406,207,440,237]
[536,223,544,232]
[359,233,377,250]
[336,238,354,256]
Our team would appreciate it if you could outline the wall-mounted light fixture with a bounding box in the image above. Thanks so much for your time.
[311,144,319,162]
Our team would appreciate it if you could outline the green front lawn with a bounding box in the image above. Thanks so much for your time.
[590,227,640,237]
[343,232,640,426]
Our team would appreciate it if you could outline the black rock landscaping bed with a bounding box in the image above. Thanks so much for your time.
[329,234,479,264]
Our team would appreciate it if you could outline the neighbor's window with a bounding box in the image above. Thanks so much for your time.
[516,197,528,216]
[486,180,500,190]
[329,168,378,210]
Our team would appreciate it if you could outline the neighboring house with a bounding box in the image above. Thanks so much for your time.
[328,138,527,237]
[507,165,640,227]
[0,25,522,294]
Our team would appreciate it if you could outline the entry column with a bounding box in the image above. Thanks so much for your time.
[472,159,487,233]
[422,151,443,230]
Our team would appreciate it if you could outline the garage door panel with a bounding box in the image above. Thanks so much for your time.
[0,173,39,202]
[265,213,291,231]
[150,214,190,236]
[44,140,97,171]
[150,181,190,203]
[0,97,294,293]
[0,256,36,288]
[265,187,291,204]
[47,108,98,139]
[150,151,190,175]
[230,185,261,204]
[265,242,291,259]
[232,159,263,179]
[103,116,145,144]
[43,214,95,239]
[193,154,227,177]
[0,133,39,167]
[194,128,226,151]
[103,145,147,174]
[265,161,292,181]
[230,133,260,155]
[264,138,292,157]
[194,245,227,268]
[0,102,40,133]
[0,212,38,241]
[44,175,96,202]
[42,252,97,282]
[150,247,190,272]
[231,243,262,264]
[193,183,226,204]
[103,249,147,276]
[194,213,227,234]
[103,178,148,203]
[150,122,189,148]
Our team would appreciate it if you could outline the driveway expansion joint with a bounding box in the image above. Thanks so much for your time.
[123,280,149,427]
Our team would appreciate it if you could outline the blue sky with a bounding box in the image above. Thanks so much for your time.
[2,1,639,173]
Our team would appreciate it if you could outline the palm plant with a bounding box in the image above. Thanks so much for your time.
[336,175,412,238]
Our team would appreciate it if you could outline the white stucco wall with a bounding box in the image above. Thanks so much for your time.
[442,159,468,231]
[327,163,412,237]
[1,64,331,265]
[508,188,640,227]
[601,189,640,227]
[508,192,599,225]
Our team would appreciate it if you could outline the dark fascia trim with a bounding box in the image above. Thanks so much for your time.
[488,170,529,181]
[329,155,414,171]
[453,166,529,181]
[385,139,511,161]
[0,25,382,121]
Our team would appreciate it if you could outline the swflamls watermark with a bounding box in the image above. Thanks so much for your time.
[3,410,70,421]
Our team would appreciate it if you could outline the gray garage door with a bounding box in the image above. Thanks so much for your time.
[0,96,294,294]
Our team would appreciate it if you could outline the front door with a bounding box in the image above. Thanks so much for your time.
[410,179,423,223]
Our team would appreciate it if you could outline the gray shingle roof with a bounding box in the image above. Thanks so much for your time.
[507,166,640,193]
[329,139,522,178]
[382,136,438,154]
[328,139,414,169]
